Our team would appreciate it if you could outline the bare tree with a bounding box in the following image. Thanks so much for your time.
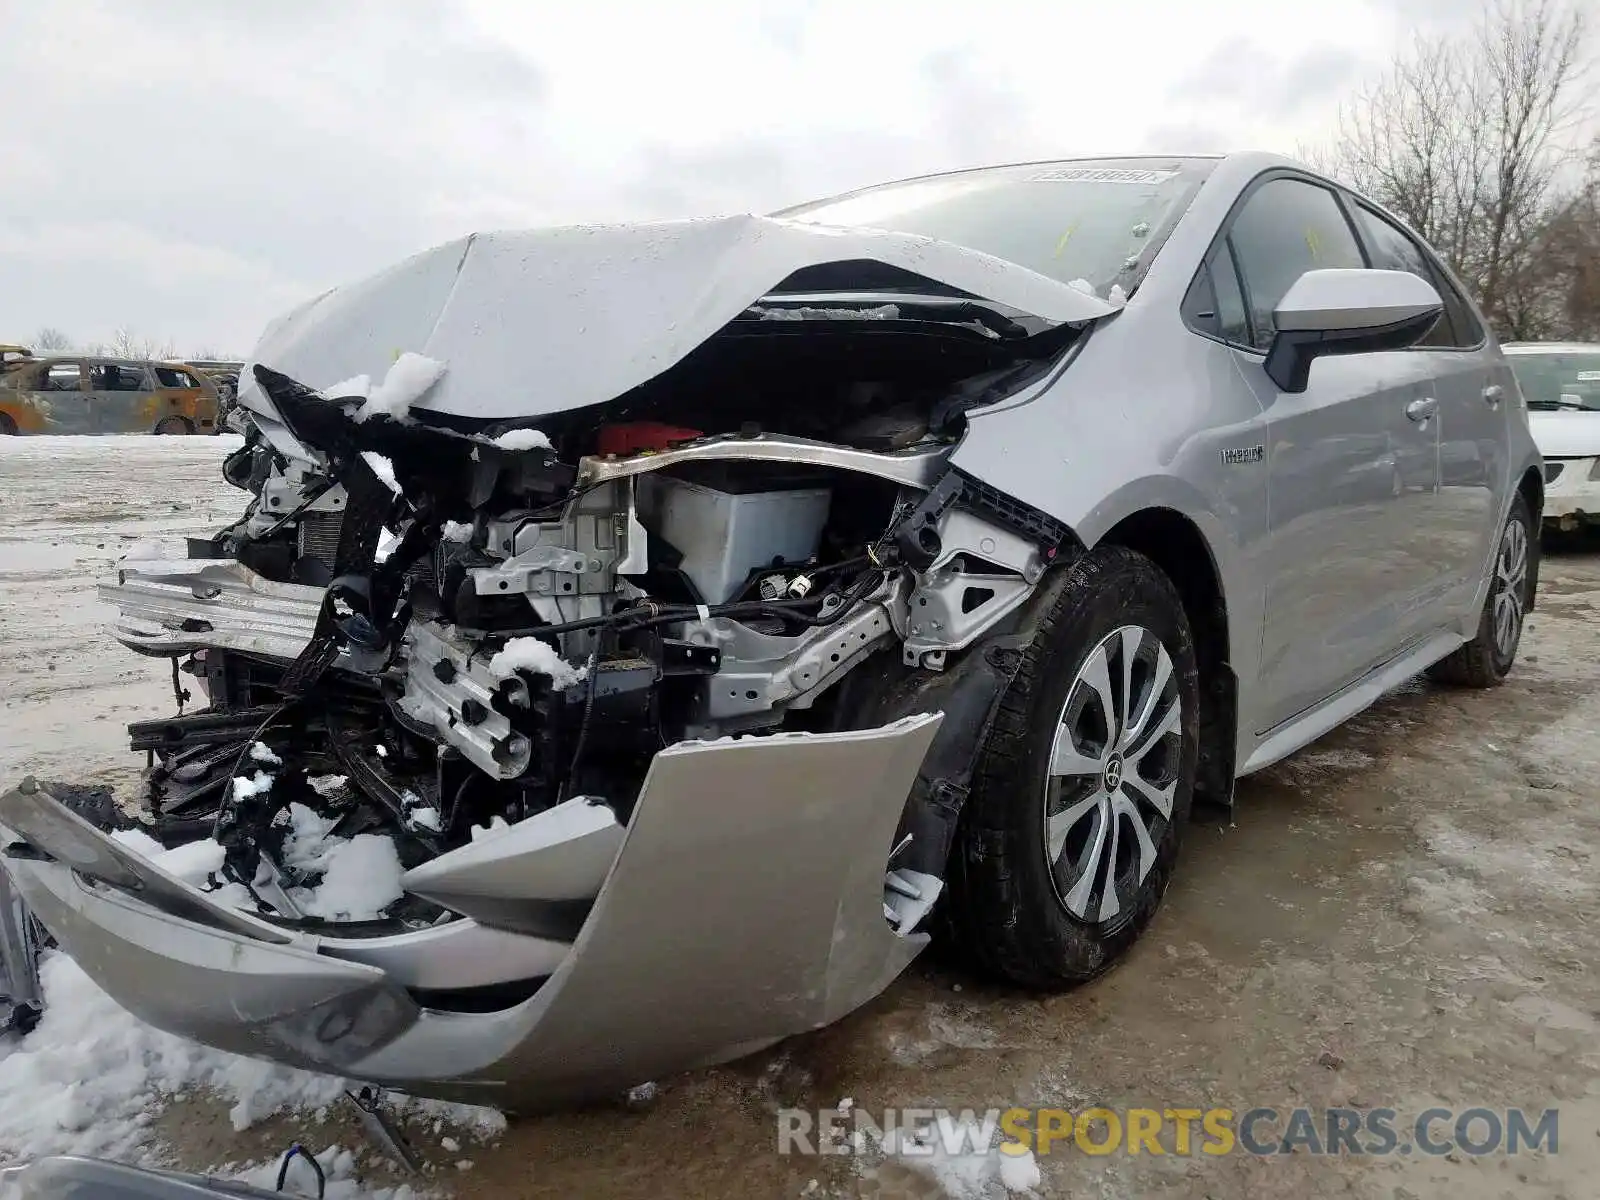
[1318,0,1591,338]
[32,326,72,351]
[107,326,178,362]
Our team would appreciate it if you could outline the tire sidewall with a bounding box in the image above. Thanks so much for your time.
[1488,493,1534,676]
[964,547,1201,981]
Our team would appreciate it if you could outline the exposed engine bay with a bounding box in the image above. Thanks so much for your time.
[0,217,1130,1102]
[93,285,1085,964]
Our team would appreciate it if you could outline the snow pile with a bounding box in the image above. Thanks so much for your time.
[488,637,587,689]
[110,796,403,924]
[250,741,283,767]
[489,428,552,451]
[859,1115,1042,1198]
[351,354,448,424]
[231,1145,416,1200]
[280,804,405,922]
[0,953,503,1170]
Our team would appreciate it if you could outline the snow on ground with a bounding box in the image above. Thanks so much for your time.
[854,1114,1042,1198]
[0,949,499,1163]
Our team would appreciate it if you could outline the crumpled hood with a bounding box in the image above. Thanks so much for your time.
[1529,409,1600,458]
[236,214,1118,439]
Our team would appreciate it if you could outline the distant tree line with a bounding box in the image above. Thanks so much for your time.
[1312,0,1598,342]
[29,325,242,362]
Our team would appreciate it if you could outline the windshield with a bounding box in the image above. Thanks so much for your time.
[773,158,1215,301]
[1508,351,1600,411]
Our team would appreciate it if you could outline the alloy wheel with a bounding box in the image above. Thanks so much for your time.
[1043,624,1184,926]
[1492,516,1528,659]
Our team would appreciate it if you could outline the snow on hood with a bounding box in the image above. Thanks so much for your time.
[1529,409,1600,458]
[235,214,1119,438]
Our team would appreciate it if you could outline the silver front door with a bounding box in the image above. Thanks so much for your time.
[1252,351,1441,729]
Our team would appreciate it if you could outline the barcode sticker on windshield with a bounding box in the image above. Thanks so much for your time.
[1575,371,1600,381]
[1030,167,1181,185]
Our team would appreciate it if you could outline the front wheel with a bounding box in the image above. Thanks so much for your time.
[944,546,1200,989]
[1427,493,1534,688]
[153,416,193,435]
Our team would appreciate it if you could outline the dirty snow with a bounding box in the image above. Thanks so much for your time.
[351,354,447,424]
[859,1115,1041,1198]
[487,637,587,689]
[488,429,552,452]
[440,521,473,543]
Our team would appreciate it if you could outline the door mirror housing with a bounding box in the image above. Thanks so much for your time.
[1264,268,1444,393]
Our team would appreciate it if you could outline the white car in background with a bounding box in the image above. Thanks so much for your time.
[1504,342,1600,532]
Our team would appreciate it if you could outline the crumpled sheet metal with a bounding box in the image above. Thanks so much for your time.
[0,712,942,1110]
[234,213,1116,447]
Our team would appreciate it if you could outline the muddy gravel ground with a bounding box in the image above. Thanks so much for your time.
[2,435,1598,1200]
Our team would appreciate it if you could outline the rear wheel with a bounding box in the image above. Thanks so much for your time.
[1427,493,1533,688]
[0,413,16,435]
[153,416,193,435]
[944,546,1200,988]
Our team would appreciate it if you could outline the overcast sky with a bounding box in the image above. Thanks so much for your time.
[0,0,1499,354]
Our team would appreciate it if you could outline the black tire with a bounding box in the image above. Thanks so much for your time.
[1427,492,1534,688]
[153,416,193,435]
[0,413,16,435]
[944,545,1201,989]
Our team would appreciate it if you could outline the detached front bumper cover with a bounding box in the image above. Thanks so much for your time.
[0,713,941,1111]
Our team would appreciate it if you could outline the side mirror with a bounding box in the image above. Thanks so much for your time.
[1264,268,1443,393]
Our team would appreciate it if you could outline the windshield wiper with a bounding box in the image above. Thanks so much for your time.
[1527,399,1594,411]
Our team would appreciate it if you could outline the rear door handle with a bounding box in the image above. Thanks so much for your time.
[1406,396,1438,422]
[1483,384,1504,406]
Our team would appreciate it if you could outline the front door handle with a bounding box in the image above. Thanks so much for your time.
[1483,384,1504,406]
[1406,396,1439,423]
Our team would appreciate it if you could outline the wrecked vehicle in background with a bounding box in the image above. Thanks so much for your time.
[0,355,220,435]
[0,153,1544,1110]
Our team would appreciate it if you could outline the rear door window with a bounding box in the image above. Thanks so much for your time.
[1225,177,1366,352]
[44,362,85,391]
[1350,204,1484,349]
[91,363,152,392]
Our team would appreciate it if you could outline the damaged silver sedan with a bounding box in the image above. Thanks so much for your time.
[0,153,1544,1110]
